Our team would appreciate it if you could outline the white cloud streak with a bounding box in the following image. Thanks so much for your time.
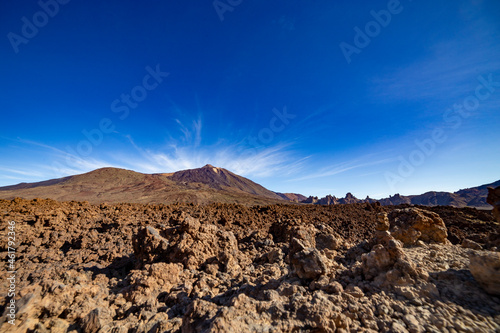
[290,155,397,182]
[3,114,304,185]
[370,20,500,104]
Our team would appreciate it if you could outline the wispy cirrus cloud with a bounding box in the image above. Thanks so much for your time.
[0,167,45,178]
[114,114,306,178]
[370,20,500,104]
[175,116,202,148]
[1,114,305,187]
[119,136,304,178]
[289,154,397,182]
[5,138,126,179]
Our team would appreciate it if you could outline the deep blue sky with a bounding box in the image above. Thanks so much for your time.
[1,0,499,198]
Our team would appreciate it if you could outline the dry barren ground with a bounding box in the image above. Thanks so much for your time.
[0,198,499,332]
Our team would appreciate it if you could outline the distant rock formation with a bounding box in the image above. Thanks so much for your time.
[380,180,500,208]
[302,180,500,209]
[301,193,375,205]
[318,195,338,205]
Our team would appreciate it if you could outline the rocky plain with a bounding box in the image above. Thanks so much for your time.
[1,195,500,332]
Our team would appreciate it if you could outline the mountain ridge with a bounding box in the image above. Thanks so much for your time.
[0,166,497,208]
[0,166,285,205]
[303,179,500,209]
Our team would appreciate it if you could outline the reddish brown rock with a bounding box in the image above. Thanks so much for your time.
[132,215,243,276]
[132,226,170,265]
[1,198,499,332]
[388,208,448,246]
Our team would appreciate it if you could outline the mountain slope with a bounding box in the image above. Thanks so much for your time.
[275,192,307,202]
[377,180,500,208]
[0,166,286,205]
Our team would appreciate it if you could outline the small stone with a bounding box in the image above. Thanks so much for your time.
[403,314,422,333]
[392,321,410,333]
[376,213,390,231]
[461,239,483,250]
[80,308,112,333]
[323,281,343,294]
[345,285,364,298]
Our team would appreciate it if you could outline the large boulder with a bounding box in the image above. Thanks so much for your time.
[487,186,500,223]
[132,226,170,265]
[362,215,427,285]
[132,215,242,276]
[361,242,398,280]
[387,208,448,246]
[290,239,329,279]
[288,227,331,280]
[469,252,500,296]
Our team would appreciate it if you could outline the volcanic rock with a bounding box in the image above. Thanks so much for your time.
[362,213,427,285]
[388,208,448,246]
[375,212,390,231]
[132,225,170,265]
[487,186,500,223]
[133,214,243,277]
[469,251,500,296]
[289,227,329,279]
[1,198,500,332]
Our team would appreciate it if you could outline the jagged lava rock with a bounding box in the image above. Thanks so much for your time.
[388,208,448,246]
[2,198,500,332]
[375,212,390,231]
[289,226,332,279]
[362,214,427,285]
[133,215,243,276]
[132,225,170,265]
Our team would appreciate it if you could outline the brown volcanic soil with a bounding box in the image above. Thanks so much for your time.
[1,199,499,332]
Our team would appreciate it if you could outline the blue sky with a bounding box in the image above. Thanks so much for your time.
[1,0,499,199]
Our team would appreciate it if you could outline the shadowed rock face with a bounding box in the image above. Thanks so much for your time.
[469,252,500,296]
[1,198,500,332]
[466,187,500,298]
[487,186,500,223]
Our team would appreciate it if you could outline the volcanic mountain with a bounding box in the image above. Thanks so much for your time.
[0,165,285,205]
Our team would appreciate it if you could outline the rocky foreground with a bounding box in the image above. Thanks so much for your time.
[1,198,500,332]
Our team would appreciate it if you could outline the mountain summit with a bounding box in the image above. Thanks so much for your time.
[0,165,284,205]
[170,164,281,199]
